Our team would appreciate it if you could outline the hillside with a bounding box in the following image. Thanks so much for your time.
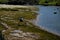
[39,0,60,6]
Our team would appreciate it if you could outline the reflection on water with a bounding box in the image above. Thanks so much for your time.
[36,6,60,36]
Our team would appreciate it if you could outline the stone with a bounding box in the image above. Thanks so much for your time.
[10,30,23,33]
[3,30,40,40]
[2,30,6,33]
[10,33,24,38]
[54,12,57,14]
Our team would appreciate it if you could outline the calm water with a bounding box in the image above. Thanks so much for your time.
[36,5,60,36]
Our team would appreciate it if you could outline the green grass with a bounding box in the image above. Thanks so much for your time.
[0,8,60,40]
[0,24,5,30]
[0,0,8,2]
[39,0,60,6]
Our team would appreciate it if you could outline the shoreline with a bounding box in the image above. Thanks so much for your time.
[32,13,60,36]
[32,19,60,37]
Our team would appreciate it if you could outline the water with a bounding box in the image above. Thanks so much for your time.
[36,5,60,36]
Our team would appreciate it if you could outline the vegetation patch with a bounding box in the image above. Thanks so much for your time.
[39,0,60,6]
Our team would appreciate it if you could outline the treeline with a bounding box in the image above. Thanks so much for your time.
[0,0,60,5]
[39,0,60,6]
[0,0,39,5]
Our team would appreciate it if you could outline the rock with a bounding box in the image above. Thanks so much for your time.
[22,33,28,37]
[10,30,23,33]
[3,30,40,40]
[54,12,57,14]
[2,30,6,33]
[10,30,24,38]
[10,33,24,38]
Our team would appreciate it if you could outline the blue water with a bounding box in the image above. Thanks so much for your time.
[36,6,60,36]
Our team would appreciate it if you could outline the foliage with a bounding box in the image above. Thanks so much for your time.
[0,0,39,5]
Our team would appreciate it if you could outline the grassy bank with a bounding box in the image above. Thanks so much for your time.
[39,0,60,6]
[0,7,38,30]
[0,7,60,40]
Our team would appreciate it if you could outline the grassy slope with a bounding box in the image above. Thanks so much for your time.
[0,8,60,40]
[39,0,60,6]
